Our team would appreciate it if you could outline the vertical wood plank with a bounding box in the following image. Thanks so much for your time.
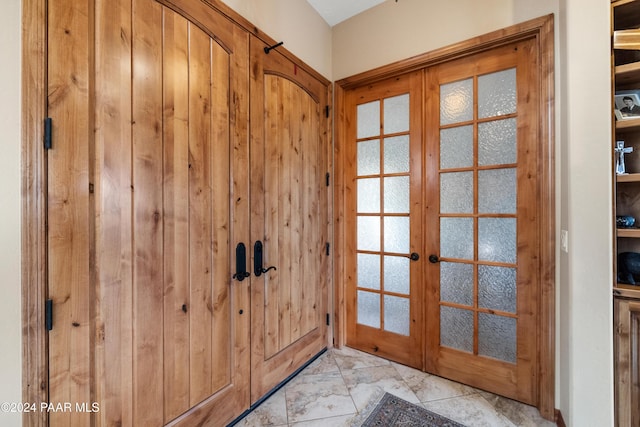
[47,0,92,425]
[230,23,252,413]
[94,0,134,425]
[278,80,293,351]
[188,23,214,405]
[132,0,164,423]
[22,0,48,423]
[264,75,280,359]
[210,40,232,393]
[162,8,190,421]
[302,97,320,337]
[290,85,303,342]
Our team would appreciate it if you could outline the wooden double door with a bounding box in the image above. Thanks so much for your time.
[344,38,542,405]
[45,0,329,425]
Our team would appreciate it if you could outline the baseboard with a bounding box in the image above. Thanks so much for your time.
[555,409,566,427]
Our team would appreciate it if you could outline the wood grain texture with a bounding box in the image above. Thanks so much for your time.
[131,0,164,423]
[188,20,214,406]
[46,0,92,425]
[162,9,190,420]
[94,0,134,425]
[209,32,233,397]
[615,298,640,427]
[21,0,48,425]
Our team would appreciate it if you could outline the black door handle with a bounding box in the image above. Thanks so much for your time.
[254,240,277,277]
[428,254,439,264]
[254,240,263,276]
[409,252,420,261]
[232,242,250,281]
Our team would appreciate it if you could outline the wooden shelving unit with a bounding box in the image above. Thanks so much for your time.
[612,2,640,426]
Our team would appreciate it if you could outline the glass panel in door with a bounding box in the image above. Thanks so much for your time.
[437,71,518,362]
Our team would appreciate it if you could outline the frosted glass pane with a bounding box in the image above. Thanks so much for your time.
[384,216,410,254]
[384,176,410,213]
[358,253,381,290]
[358,178,380,213]
[357,140,380,176]
[440,78,473,125]
[384,94,410,134]
[478,218,516,263]
[479,313,516,363]
[384,296,410,336]
[441,218,474,260]
[441,126,473,169]
[440,262,473,306]
[384,256,410,295]
[357,101,380,138]
[440,172,473,214]
[478,168,516,214]
[440,306,473,352]
[478,118,517,166]
[358,291,380,328]
[479,265,516,313]
[358,216,380,251]
[384,136,410,173]
[478,68,516,119]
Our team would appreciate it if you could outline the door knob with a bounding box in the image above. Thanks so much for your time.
[428,254,439,264]
[409,252,420,261]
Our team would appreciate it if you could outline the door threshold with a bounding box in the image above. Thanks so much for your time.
[227,348,328,427]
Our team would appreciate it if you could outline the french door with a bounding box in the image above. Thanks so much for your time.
[346,38,541,405]
[344,72,423,368]
[424,39,539,404]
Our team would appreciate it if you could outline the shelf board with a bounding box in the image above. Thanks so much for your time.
[614,283,640,299]
[617,228,640,237]
[616,116,640,131]
[615,61,640,85]
[617,172,640,182]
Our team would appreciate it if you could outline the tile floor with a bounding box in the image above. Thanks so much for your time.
[235,347,557,427]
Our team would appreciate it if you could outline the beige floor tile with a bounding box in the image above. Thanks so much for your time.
[284,371,357,424]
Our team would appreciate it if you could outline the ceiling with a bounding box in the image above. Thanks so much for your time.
[306,0,386,27]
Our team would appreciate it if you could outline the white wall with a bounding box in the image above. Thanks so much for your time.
[0,0,22,426]
[333,0,614,426]
[220,0,333,79]
[558,0,614,425]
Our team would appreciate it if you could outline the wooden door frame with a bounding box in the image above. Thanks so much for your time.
[21,1,331,426]
[333,14,555,420]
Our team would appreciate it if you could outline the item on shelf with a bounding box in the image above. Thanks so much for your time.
[615,140,633,174]
[617,215,636,228]
[617,252,640,285]
[615,91,640,119]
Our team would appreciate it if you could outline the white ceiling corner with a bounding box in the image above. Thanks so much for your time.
[306,0,386,27]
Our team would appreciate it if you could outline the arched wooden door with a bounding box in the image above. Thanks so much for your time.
[249,38,331,402]
[46,0,250,425]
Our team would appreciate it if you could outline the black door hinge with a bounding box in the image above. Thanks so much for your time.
[44,117,53,150]
[45,299,53,331]
[325,105,330,118]
[326,313,330,326]
[325,172,330,187]
[325,242,330,256]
